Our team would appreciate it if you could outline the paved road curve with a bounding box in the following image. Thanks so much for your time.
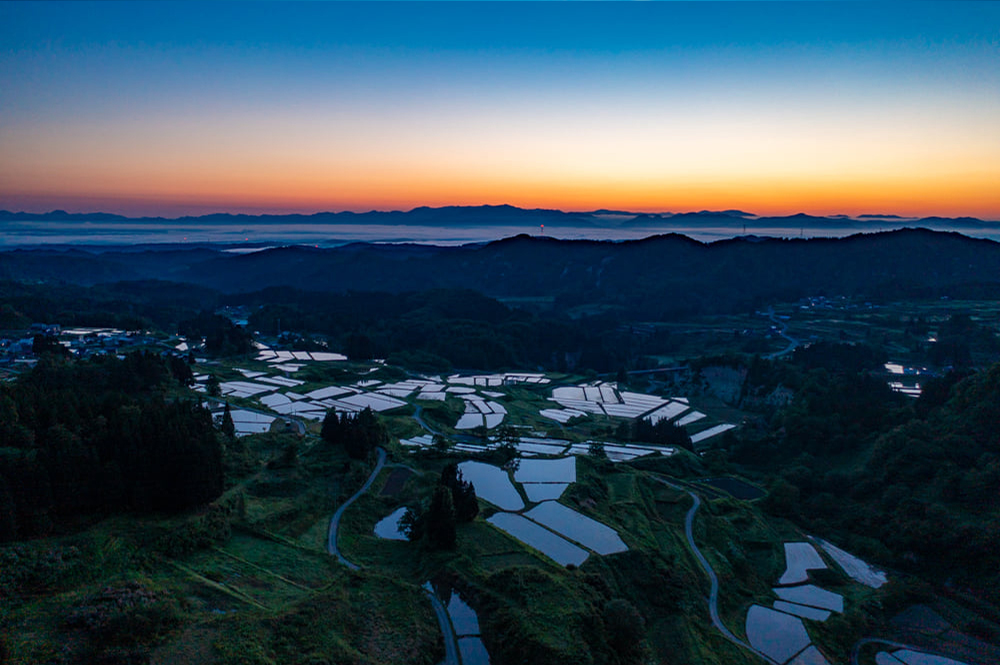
[764,308,800,360]
[326,447,387,570]
[423,583,460,665]
[653,476,764,661]
[323,447,460,665]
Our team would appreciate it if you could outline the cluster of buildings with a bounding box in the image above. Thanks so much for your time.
[0,323,164,370]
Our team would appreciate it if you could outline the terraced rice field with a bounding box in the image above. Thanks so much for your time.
[814,538,887,588]
[876,650,969,665]
[524,501,628,555]
[745,605,812,663]
[779,542,827,585]
[773,585,843,612]
[487,512,589,566]
[458,461,524,511]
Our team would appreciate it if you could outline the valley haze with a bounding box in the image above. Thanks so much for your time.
[2,205,1000,248]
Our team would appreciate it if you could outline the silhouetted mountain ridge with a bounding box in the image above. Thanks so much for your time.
[4,228,1000,317]
[2,205,996,231]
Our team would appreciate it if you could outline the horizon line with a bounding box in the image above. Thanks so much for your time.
[1,203,997,223]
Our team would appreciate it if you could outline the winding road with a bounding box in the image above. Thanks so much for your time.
[652,476,764,661]
[423,583,460,665]
[326,447,387,570]
[411,404,442,437]
[323,447,460,665]
[764,309,800,360]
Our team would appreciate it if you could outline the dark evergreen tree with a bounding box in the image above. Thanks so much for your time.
[32,334,68,357]
[425,485,456,550]
[631,417,693,452]
[221,403,236,440]
[439,463,479,522]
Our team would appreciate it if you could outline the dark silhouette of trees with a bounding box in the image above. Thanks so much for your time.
[603,599,648,664]
[221,403,236,440]
[439,463,479,522]
[0,352,223,542]
[178,312,252,357]
[425,485,457,550]
[31,334,68,357]
[630,417,693,452]
[321,407,387,459]
[402,463,479,550]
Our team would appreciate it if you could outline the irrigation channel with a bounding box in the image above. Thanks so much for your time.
[325,446,461,665]
[652,476,769,663]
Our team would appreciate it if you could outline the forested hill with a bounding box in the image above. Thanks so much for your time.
[4,229,1000,316]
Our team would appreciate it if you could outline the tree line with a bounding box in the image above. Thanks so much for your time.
[731,341,1000,604]
[0,352,224,541]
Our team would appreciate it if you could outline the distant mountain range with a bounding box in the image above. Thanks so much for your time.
[4,228,1000,317]
[1,205,996,230]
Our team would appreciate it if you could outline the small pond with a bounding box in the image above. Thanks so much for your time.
[373,507,409,541]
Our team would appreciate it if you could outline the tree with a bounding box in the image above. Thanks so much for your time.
[32,334,68,357]
[344,332,375,361]
[603,599,647,663]
[631,416,693,452]
[588,440,607,460]
[321,408,343,444]
[321,407,386,459]
[425,485,457,549]
[221,403,236,440]
[206,375,221,397]
[493,424,521,471]
[440,463,479,522]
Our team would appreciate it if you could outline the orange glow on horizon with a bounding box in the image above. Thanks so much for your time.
[6,172,999,220]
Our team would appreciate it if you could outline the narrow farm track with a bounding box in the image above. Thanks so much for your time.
[326,447,387,570]
[423,583,461,665]
[412,404,441,437]
[652,476,766,662]
[324,447,460,664]
[764,308,800,359]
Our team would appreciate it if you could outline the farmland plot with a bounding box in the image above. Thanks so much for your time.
[745,604,812,664]
[524,501,627,555]
[814,538,887,588]
[779,542,827,585]
[458,462,524,511]
[487,512,588,566]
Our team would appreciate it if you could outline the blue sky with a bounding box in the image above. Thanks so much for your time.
[2,2,998,217]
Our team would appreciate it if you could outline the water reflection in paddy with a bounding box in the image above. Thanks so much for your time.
[458,461,524,511]
[373,506,408,540]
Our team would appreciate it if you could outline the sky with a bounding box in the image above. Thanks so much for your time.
[1,1,999,219]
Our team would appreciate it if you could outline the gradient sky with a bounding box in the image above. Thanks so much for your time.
[2,1,999,218]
